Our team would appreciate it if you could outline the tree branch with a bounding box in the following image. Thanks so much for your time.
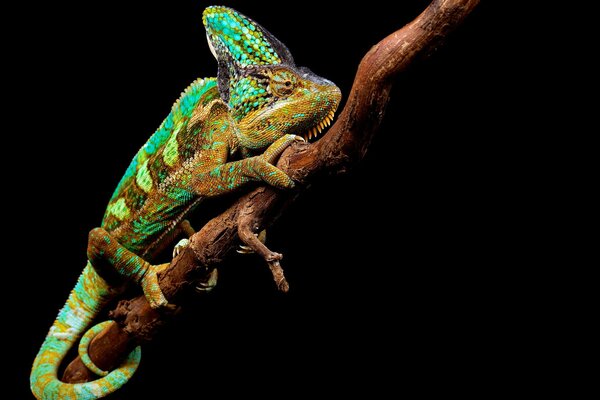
[62,0,479,384]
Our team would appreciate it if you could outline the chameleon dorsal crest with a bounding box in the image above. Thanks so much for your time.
[203,6,341,151]
[203,6,294,105]
[203,6,295,67]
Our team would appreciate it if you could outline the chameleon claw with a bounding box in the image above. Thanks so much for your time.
[173,238,190,258]
[237,245,254,254]
[194,268,218,293]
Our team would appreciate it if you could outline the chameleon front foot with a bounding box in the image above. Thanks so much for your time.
[173,238,190,258]
[261,134,304,164]
[171,236,218,293]
[248,134,304,190]
[141,263,169,309]
[88,227,170,309]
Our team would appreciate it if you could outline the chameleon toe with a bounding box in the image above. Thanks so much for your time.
[172,238,190,258]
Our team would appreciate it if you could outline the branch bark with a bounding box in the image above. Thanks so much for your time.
[63,0,479,384]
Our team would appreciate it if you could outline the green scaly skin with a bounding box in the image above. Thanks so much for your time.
[30,5,341,400]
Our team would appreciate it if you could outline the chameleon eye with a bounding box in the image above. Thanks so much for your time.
[270,70,296,97]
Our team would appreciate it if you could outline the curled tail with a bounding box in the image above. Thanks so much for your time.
[30,262,141,400]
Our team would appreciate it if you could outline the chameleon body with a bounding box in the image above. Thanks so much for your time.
[30,6,340,400]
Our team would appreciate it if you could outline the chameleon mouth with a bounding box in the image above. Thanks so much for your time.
[303,110,336,141]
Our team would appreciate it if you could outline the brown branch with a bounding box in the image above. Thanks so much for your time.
[62,0,479,384]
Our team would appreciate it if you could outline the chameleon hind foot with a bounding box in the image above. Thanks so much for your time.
[140,263,169,309]
[88,227,169,309]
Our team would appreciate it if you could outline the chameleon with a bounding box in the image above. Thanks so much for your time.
[30,5,341,400]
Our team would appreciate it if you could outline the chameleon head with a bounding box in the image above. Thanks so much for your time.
[203,6,342,150]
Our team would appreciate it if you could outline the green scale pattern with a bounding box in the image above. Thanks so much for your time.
[203,6,281,65]
[229,76,270,119]
[104,78,219,232]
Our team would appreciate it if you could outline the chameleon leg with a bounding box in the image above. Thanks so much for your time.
[261,134,304,164]
[179,219,196,238]
[237,135,298,250]
[196,134,303,196]
[87,227,169,309]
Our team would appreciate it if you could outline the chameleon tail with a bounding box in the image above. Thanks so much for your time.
[30,262,141,400]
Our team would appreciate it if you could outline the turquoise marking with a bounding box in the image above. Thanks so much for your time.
[156,168,169,183]
[108,78,217,205]
[167,187,194,202]
[79,321,115,376]
[229,77,269,119]
[31,264,139,399]
[203,6,282,66]
[122,158,138,182]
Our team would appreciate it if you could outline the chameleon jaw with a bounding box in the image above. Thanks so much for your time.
[303,110,336,141]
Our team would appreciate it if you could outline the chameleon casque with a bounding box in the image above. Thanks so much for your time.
[31,6,340,399]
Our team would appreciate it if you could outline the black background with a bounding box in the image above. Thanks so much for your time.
[11,1,530,398]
